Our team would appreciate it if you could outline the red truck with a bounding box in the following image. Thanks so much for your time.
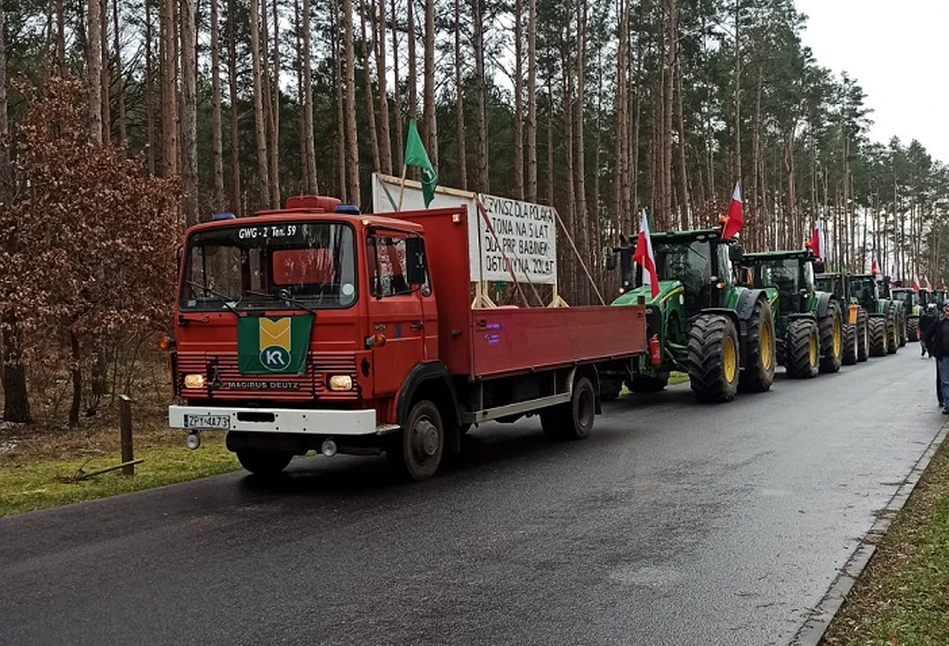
[166,196,647,480]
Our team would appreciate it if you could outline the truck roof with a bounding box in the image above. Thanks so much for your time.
[183,209,425,236]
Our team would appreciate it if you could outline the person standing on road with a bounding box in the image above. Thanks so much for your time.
[919,304,937,357]
[923,303,949,412]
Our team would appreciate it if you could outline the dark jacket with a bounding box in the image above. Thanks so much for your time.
[924,317,949,358]
[920,311,937,336]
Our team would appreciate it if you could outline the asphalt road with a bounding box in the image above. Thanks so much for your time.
[0,349,943,646]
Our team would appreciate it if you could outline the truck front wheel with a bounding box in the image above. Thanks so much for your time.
[388,400,444,481]
[236,450,293,476]
[541,376,595,440]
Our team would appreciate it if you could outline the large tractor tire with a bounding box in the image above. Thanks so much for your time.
[627,374,669,393]
[908,317,920,342]
[869,316,889,357]
[898,311,908,347]
[857,310,870,362]
[818,300,844,374]
[599,379,622,401]
[738,297,776,393]
[541,376,596,441]
[886,310,899,355]
[687,314,740,403]
[786,318,820,378]
[842,323,858,366]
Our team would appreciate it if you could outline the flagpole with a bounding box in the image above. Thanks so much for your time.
[396,164,408,211]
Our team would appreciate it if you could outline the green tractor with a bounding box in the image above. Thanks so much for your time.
[742,250,845,378]
[847,274,900,356]
[603,229,776,403]
[879,278,908,348]
[816,272,870,363]
[891,287,922,341]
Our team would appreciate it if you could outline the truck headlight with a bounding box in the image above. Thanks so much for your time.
[184,374,205,389]
[328,375,353,391]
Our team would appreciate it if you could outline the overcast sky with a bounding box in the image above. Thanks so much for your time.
[794,0,949,163]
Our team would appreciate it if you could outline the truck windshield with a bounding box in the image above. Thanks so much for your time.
[180,222,357,311]
[752,259,800,293]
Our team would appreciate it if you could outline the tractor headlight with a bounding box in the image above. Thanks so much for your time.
[328,375,353,391]
[183,374,205,389]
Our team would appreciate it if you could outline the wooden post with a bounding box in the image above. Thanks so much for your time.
[396,164,408,211]
[119,395,134,476]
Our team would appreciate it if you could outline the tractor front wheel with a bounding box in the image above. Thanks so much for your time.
[908,317,920,342]
[842,323,858,366]
[886,311,899,354]
[687,314,740,403]
[869,316,889,357]
[738,297,776,393]
[857,311,870,362]
[786,318,820,378]
[819,300,844,374]
[898,312,908,347]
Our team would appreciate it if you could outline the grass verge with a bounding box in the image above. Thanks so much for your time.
[822,435,949,645]
[0,439,239,518]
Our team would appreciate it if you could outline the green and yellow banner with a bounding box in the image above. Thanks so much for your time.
[237,315,314,374]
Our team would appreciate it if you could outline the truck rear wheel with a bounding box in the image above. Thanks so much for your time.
[869,316,888,357]
[541,376,595,440]
[739,298,776,393]
[786,318,819,379]
[687,314,740,403]
[819,300,844,374]
[387,400,444,481]
[236,450,293,476]
[908,317,919,342]
[842,323,857,366]
[857,311,869,362]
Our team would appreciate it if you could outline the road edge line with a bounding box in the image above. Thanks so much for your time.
[790,418,949,646]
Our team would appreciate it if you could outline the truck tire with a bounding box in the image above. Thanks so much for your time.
[541,376,595,440]
[842,323,857,366]
[387,399,444,481]
[738,297,776,393]
[857,311,870,362]
[236,450,293,476]
[599,379,622,401]
[869,316,888,357]
[908,317,919,342]
[786,318,820,379]
[627,374,669,393]
[819,300,844,374]
[687,314,740,403]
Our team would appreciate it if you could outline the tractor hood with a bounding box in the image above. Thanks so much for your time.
[611,280,684,307]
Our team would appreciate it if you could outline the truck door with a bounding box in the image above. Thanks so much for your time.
[366,231,426,397]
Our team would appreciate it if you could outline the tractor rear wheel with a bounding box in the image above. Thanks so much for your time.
[786,318,820,378]
[842,323,857,366]
[857,311,870,362]
[898,311,908,347]
[687,314,740,403]
[886,310,899,354]
[738,297,776,393]
[627,374,669,393]
[869,316,889,357]
[819,300,844,374]
[908,317,920,342]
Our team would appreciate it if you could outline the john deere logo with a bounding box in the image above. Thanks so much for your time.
[259,318,292,372]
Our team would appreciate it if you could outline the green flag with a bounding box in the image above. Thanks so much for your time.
[237,314,314,374]
[404,120,438,207]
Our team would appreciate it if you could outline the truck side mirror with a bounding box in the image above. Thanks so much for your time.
[405,236,427,286]
[814,260,826,274]
[605,253,618,271]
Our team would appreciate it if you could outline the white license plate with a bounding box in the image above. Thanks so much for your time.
[183,414,231,430]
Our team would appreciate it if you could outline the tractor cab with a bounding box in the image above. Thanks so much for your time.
[891,288,920,316]
[744,250,816,316]
[816,272,848,301]
[848,275,882,313]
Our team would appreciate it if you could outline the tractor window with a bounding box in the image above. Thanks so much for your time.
[654,241,710,287]
[753,259,799,293]
[716,244,735,286]
[802,262,816,293]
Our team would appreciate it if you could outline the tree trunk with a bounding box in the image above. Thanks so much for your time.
[210,0,225,207]
[112,0,126,145]
[375,0,391,175]
[732,1,741,184]
[249,0,272,206]
[268,0,281,206]
[333,4,347,199]
[614,0,629,236]
[546,83,554,206]
[573,0,588,303]
[227,0,242,211]
[407,0,417,121]
[453,0,467,189]
[55,0,66,75]
[302,0,318,191]
[526,0,537,202]
[662,0,676,226]
[675,53,689,229]
[343,0,361,202]
[513,0,523,200]
[359,0,381,171]
[472,0,488,191]
[88,0,103,143]
[145,0,156,174]
[181,0,198,225]
[159,0,179,176]
[100,0,110,144]
[390,0,403,169]
[423,0,437,166]
[69,329,81,427]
